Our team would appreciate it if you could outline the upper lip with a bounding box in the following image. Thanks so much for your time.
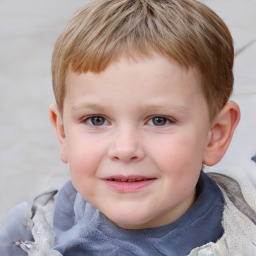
[102,175,156,182]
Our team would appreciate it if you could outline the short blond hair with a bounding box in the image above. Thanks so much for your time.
[52,0,234,120]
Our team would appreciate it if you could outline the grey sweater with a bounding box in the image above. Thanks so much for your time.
[53,172,224,256]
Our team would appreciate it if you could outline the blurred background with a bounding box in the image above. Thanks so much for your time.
[0,0,255,220]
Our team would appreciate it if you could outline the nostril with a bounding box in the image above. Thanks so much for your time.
[110,154,142,162]
[111,155,139,162]
[112,156,120,161]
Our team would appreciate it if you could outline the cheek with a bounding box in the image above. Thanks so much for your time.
[66,132,105,178]
[153,134,205,175]
[67,137,105,202]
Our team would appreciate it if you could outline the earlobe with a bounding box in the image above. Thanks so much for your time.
[203,101,240,166]
[49,104,68,163]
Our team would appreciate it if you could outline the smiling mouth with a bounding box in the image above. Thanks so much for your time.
[107,178,154,182]
[103,176,156,193]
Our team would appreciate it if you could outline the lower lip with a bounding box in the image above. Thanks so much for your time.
[103,179,156,193]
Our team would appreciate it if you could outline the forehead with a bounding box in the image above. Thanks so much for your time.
[66,53,201,92]
[64,54,208,119]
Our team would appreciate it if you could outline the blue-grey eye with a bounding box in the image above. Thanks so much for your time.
[152,116,168,126]
[88,116,106,126]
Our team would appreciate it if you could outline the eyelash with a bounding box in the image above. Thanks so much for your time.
[82,115,175,127]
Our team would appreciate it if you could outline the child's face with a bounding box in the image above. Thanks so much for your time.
[60,53,212,229]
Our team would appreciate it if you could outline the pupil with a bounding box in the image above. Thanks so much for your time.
[153,117,167,126]
[92,116,105,126]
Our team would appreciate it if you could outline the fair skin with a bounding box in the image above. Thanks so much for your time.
[50,53,240,229]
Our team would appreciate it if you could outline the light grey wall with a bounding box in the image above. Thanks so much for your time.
[0,0,88,220]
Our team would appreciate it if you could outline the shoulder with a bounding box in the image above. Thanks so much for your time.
[189,172,256,255]
[0,201,33,255]
[0,186,63,256]
[211,172,256,255]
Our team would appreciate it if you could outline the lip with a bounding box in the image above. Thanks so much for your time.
[102,175,156,193]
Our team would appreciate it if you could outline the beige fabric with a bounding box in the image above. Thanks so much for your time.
[189,179,256,256]
[18,191,62,256]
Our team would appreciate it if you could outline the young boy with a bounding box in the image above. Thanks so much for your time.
[1,0,256,255]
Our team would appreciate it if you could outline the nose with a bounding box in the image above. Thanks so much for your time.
[108,127,145,163]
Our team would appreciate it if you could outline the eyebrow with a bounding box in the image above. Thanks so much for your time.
[72,102,190,116]
[138,103,189,114]
[71,102,109,112]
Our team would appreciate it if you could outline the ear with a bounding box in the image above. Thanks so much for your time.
[49,104,68,163]
[203,101,240,166]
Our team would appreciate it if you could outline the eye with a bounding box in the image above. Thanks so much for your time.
[148,116,172,126]
[85,116,108,126]
[152,116,167,126]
